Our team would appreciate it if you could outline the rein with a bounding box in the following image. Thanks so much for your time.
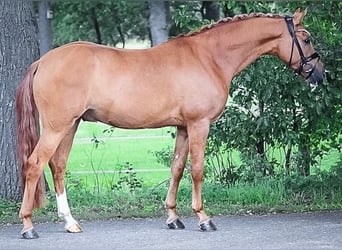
[285,15,320,78]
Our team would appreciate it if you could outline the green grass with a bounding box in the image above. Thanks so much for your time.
[2,174,341,225]
[70,129,172,171]
[316,149,341,171]
[45,122,176,189]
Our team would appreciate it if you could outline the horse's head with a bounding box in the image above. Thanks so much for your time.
[279,8,325,84]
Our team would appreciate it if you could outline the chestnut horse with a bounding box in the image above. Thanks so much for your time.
[16,9,325,239]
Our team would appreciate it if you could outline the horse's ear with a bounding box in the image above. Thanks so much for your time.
[293,8,307,25]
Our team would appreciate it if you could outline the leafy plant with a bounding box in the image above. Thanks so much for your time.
[153,145,174,169]
[111,162,143,193]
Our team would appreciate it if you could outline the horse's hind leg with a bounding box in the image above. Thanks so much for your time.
[20,128,74,238]
[48,120,82,233]
[165,126,189,229]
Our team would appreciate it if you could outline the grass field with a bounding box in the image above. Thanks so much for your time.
[70,123,174,170]
[45,121,177,188]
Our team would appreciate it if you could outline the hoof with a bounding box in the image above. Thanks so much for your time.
[66,223,83,233]
[167,218,185,229]
[21,229,39,239]
[199,220,217,232]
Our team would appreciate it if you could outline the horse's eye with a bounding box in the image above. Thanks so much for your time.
[304,38,311,44]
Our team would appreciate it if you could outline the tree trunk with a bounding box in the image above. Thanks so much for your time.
[148,0,170,47]
[201,1,220,21]
[222,3,234,18]
[90,7,102,44]
[255,100,270,176]
[284,143,292,175]
[256,100,265,155]
[296,105,311,176]
[298,142,311,176]
[285,104,298,175]
[0,0,39,201]
[116,26,125,48]
[38,1,53,56]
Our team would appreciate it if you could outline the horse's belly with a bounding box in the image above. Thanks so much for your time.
[81,107,182,129]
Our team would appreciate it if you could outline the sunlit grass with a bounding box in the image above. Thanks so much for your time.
[45,122,176,189]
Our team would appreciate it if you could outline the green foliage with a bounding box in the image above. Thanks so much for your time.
[170,2,211,35]
[2,163,342,224]
[284,158,342,204]
[112,162,143,193]
[153,145,174,168]
[0,199,20,223]
[152,129,176,168]
[62,129,144,197]
[52,0,149,47]
[61,160,341,218]
[65,170,85,191]
[205,1,342,183]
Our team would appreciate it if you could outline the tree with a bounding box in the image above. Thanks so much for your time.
[148,0,170,46]
[0,0,39,201]
[201,1,220,21]
[38,1,53,56]
[52,1,149,48]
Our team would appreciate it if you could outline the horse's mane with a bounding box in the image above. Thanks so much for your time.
[177,12,285,38]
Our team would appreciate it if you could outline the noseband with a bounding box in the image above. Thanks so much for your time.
[285,15,320,78]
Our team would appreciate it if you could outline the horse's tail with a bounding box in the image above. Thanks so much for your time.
[16,61,45,208]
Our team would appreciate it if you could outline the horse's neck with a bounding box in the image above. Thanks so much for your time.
[197,17,286,82]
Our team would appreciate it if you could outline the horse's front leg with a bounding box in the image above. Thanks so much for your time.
[165,126,189,229]
[188,121,217,231]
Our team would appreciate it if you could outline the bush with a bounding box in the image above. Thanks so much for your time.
[284,158,342,204]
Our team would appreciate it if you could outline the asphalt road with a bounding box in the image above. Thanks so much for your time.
[0,211,341,250]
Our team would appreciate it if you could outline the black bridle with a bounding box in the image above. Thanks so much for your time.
[285,15,320,79]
